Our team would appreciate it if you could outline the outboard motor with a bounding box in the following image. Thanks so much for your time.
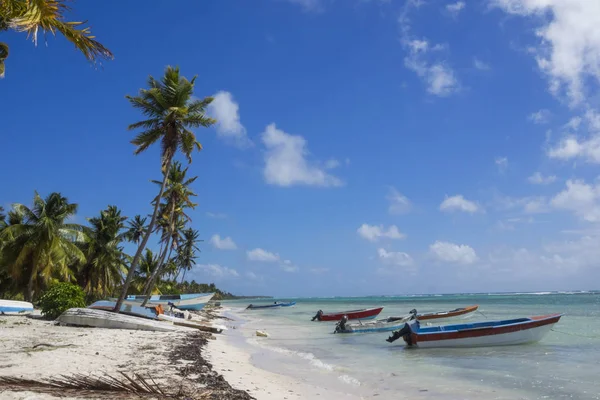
[386,323,413,345]
[409,309,417,320]
[334,315,349,333]
[311,310,324,321]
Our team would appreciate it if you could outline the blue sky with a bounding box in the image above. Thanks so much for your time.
[2,0,600,297]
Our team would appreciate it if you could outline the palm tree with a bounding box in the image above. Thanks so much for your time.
[78,205,128,299]
[175,228,201,283]
[0,192,85,301]
[125,215,147,245]
[114,66,216,312]
[139,162,198,304]
[0,0,112,78]
[131,248,158,294]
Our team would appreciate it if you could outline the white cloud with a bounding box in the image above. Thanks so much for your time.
[207,91,251,148]
[528,172,557,185]
[473,58,491,71]
[309,267,329,274]
[210,234,237,250]
[197,264,239,279]
[440,195,481,213]
[261,123,343,187]
[400,3,460,97]
[551,179,600,222]
[528,109,552,124]
[377,248,414,267]
[547,110,600,163]
[446,1,466,16]
[429,241,478,264]
[282,259,299,273]
[206,212,227,219]
[247,248,280,262]
[286,0,322,12]
[493,194,550,214]
[492,0,600,104]
[495,156,508,173]
[324,159,341,169]
[387,187,411,214]
[357,224,406,242]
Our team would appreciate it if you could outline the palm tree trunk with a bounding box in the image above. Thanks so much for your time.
[180,268,187,284]
[113,156,174,312]
[140,237,170,305]
[25,269,35,302]
[140,203,176,306]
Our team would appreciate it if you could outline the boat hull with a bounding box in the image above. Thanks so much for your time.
[394,314,562,348]
[315,307,384,322]
[88,300,159,320]
[0,300,34,315]
[416,322,556,348]
[119,293,214,310]
[247,302,296,310]
[57,308,189,332]
[337,318,408,334]
[417,305,478,322]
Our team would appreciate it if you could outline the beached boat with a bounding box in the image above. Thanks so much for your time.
[386,313,563,348]
[246,301,296,310]
[116,292,214,311]
[57,308,190,332]
[311,307,384,322]
[0,300,34,316]
[88,300,160,320]
[334,306,479,334]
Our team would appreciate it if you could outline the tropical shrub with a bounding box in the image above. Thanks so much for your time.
[38,282,86,320]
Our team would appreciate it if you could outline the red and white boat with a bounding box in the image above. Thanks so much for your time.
[386,313,562,348]
[311,307,383,322]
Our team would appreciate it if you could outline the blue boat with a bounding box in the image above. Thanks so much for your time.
[246,301,296,310]
[0,300,34,315]
[111,292,214,311]
[88,300,159,320]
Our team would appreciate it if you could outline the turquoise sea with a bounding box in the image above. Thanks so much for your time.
[221,292,600,400]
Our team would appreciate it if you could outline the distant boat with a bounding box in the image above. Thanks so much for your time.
[0,300,34,316]
[334,306,478,334]
[246,301,296,310]
[312,307,384,322]
[115,293,214,311]
[57,308,189,332]
[386,313,563,348]
[88,300,159,320]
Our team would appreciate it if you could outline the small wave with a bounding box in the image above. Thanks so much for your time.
[338,374,361,386]
[247,340,336,372]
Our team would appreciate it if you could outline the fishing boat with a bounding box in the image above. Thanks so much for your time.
[334,306,479,334]
[0,300,34,316]
[311,307,384,322]
[57,308,191,332]
[116,292,214,311]
[246,301,296,310]
[386,313,563,348]
[88,300,160,320]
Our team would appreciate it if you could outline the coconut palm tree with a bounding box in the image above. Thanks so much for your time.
[0,192,85,301]
[131,248,158,294]
[0,0,112,78]
[175,228,201,283]
[125,215,147,245]
[78,205,128,298]
[139,162,198,304]
[114,66,215,312]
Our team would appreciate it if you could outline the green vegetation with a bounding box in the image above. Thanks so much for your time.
[38,282,86,320]
[0,0,113,78]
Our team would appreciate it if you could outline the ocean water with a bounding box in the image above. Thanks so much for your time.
[221,292,600,400]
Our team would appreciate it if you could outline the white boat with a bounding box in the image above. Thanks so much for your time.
[117,292,215,310]
[57,308,192,332]
[386,313,562,348]
[0,300,34,315]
